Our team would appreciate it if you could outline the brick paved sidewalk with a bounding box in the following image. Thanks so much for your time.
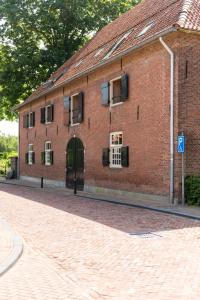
[1,177,200,219]
[0,184,200,299]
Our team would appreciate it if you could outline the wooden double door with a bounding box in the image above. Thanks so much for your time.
[66,137,84,191]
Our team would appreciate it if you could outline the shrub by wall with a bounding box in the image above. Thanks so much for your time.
[185,176,200,206]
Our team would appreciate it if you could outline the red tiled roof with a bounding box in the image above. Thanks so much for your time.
[18,0,200,108]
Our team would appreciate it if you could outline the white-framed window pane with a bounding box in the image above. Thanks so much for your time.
[45,151,51,165]
[110,132,123,168]
[45,142,51,151]
[28,152,33,165]
[71,94,79,125]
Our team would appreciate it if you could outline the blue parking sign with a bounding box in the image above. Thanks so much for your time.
[177,135,185,153]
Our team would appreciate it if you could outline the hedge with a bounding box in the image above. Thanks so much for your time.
[185,176,200,206]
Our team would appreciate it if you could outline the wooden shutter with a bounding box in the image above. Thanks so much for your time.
[41,152,45,165]
[25,152,29,164]
[63,96,71,126]
[50,105,54,122]
[102,148,110,166]
[27,114,30,128]
[23,115,27,128]
[50,151,54,165]
[40,107,45,124]
[32,112,35,127]
[121,146,129,167]
[101,82,110,106]
[121,74,129,101]
[32,152,35,164]
[77,92,84,123]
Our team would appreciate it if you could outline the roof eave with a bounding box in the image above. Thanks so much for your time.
[16,26,177,110]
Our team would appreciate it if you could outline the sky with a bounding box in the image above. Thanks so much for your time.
[0,121,18,136]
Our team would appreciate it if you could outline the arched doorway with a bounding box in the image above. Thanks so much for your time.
[66,137,84,191]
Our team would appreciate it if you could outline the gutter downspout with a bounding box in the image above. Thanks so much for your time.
[159,37,174,204]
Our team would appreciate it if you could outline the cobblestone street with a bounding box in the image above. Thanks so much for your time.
[0,184,200,300]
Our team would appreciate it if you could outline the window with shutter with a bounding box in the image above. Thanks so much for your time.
[101,82,110,106]
[102,148,110,166]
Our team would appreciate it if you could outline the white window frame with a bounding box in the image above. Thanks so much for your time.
[28,144,33,165]
[45,141,52,166]
[110,132,123,168]
[45,105,52,124]
[110,76,123,107]
[70,93,80,126]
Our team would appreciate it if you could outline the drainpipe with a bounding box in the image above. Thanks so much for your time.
[159,37,174,204]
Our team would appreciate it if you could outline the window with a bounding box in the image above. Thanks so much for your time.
[110,77,122,106]
[71,94,80,125]
[110,132,123,168]
[103,30,132,60]
[137,21,155,37]
[101,74,129,106]
[27,144,35,165]
[23,112,35,128]
[45,141,52,166]
[63,92,84,126]
[40,104,54,124]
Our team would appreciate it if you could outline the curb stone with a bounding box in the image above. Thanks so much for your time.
[0,217,23,276]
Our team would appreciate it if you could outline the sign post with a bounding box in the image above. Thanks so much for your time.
[177,134,185,206]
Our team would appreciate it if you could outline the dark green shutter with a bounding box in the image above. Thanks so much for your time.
[27,114,30,128]
[102,148,110,166]
[30,113,33,127]
[25,152,29,164]
[32,112,35,127]
[121,74,129,101]
[50,151,54,165]
[40,107,45,124]
[101,82,110,106]
[32,152,35,164]
[78,92,84,123]
[41,152,45,165]
[121,146,129,167]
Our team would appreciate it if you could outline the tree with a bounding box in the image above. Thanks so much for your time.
[0,0,140,119]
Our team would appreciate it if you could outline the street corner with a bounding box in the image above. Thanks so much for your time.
[0,216,23,276]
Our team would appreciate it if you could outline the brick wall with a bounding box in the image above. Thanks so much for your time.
[19,31,200,197]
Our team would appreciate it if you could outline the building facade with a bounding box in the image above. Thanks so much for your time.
[17,0,200,202]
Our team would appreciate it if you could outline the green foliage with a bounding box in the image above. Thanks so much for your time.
[0,0,140,119]
[185,176,200,206]
[0,133,18,176]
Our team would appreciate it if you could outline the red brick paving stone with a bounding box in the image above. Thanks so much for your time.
[0,184,200,299]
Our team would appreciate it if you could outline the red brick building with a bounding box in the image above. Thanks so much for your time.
[17,0,200,202]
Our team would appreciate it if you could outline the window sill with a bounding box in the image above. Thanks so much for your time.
[110,102,123,108]
[109,165,122,169]
[71,123,80,127]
